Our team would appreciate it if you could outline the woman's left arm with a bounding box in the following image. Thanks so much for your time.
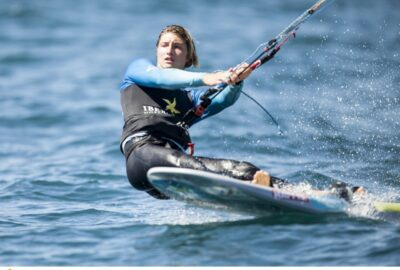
[190,82,243,121]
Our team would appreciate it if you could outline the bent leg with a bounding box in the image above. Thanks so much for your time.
[126,143,267,198]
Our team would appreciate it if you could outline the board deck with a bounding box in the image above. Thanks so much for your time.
[148,167,400,216]
[148,167,349,215]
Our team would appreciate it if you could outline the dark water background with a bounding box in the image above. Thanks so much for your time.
[1,0,400,266]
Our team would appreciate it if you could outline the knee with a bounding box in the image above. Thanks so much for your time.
[126,157,152,191]
[126,168,169,199]
[127,175,150,191]
[126,167,153,191]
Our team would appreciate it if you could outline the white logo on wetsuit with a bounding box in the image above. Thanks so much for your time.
[142,105,171,116]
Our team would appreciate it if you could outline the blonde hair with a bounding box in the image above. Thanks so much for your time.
[156,25,199,68]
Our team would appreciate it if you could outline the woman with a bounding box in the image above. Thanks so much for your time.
[119,24,362,200]
[119,25,279,199]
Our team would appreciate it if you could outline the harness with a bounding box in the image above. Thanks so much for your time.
[178,88,218,129]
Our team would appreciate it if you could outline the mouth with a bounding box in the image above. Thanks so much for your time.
[164,57,174,64]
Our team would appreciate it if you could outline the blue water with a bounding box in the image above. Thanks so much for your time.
[1,0,400,266]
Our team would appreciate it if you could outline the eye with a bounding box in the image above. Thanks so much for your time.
[174,43,185,50]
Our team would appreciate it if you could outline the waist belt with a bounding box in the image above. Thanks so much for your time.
[121,131,148,155]
[122,132,187,156]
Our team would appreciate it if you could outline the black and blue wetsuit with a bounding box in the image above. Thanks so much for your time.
[119,59,261,199]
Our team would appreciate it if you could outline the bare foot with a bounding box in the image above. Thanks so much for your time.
[353,186,366,195]
[251,170,271,187]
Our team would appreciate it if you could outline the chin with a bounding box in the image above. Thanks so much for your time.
[159,62,184,69]
[160,63,173,68]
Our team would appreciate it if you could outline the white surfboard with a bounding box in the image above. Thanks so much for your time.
[147,167,350,215]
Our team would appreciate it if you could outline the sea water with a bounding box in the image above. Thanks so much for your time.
[1,0,399,266]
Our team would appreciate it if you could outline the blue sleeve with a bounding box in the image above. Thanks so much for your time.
[189,82,243,124]
[120,58,206,90]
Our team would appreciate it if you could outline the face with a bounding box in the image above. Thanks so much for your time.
[157,32,188,69]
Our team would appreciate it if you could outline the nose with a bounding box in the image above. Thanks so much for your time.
[166,43,174,54]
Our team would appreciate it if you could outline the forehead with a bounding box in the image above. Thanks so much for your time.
[158,32,186,44]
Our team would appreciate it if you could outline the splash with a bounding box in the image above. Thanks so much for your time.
[282,181,400,222]
[142,202,252,226]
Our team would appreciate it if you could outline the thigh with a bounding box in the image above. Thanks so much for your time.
[191,156,259,181]
[126,143,261,192]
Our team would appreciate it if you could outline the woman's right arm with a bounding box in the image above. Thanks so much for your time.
[120,58,232,90]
